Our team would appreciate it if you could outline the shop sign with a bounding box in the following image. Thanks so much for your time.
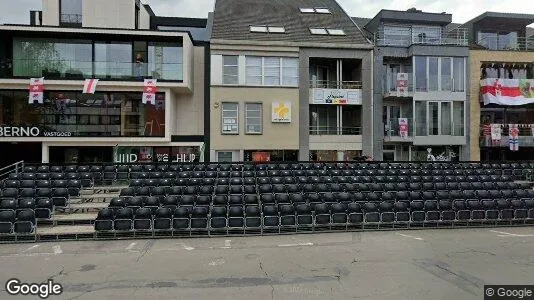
[0,127,40,137]
[312,89,362,105]
[272,102,292,123]
[114,146,200,163]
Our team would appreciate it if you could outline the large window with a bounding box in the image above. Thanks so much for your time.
[222,55,238,84]
[95,42,132,79]
[478,31,519,50]
[309,105,361,135]
[245,56,299,86]
[221,102,239,134]
[0,91,165,137]
[13,38,92,78]
[415,101,427,136]
[60,0,82,25]
[415,101,464,136]
[414,56,465,92]
[245,103,262,134]
[148,42,183,81]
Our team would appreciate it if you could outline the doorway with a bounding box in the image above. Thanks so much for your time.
[49,146,113,164]
[0,142,42,166]
[383,150,395,161]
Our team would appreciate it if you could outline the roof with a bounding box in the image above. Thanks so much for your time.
[464,12,534,27]
[211,0,370,45]
[365,9,452,31]
[528,27,534,37]
[352,17,370,28]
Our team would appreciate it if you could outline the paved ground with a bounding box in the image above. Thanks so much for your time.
[1,227,534,300]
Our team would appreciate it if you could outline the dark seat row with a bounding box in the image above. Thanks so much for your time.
[0,209,36,234]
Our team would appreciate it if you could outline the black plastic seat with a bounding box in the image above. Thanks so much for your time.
[210,206,227,228]
[228,206,244,228]
[0,210,15,234]
[191,207,208,229]
[314,203,331,225]
[133,207,153,230]
[262,205,279,227]
[279,205,295,226]
[296,204,313,226]
[245,206,261,228]
[114,208,134,231]
[14,209,35,233]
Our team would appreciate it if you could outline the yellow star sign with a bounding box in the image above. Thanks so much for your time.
[275,103,290,119]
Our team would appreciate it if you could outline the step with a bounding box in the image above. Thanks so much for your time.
[53,213,97,221]
[81,193,120,199]
[68,202,108,213]
[37,224,95,235]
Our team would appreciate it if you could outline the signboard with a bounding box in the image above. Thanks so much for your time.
[312,89,362,105]
[114,146,200,163]
[0,126,72,138]
[396,73,409,97]
[481,78,534,105]
[272,102,291,123]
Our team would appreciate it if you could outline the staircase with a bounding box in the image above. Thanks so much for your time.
[35,184,127,241]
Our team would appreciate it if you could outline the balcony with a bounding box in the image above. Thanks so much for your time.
[382,72,414,98]
[376,25,468,47]
[3,59,183,81]
[480,126,534,147]
[60,14,82,27]
[309,126,362,135]
[309,81,363,105]
[477,36,534,51]
[384,118,414,142]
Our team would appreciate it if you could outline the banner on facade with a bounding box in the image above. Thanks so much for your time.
[83,79,99,94]
[509,124,519,151]
[272,102,291,123]
[142,79,158,105]
[396,73,409,97]
[481,78,534,105]
[490,124,502,146]
[28,78,44,104]
[398,118,409,139]
[312,89,362,105]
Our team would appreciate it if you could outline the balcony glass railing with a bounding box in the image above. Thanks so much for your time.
[382,72,414,94]
[309,126,362,135]
[477,36,534,51]
[309,80,362,89]
[6,59,183,81]
[376,26,468,47]
[384,118,414,138]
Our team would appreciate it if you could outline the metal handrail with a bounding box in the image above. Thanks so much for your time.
[0,161,24,180]
[375,25,468,47]
[477,36,534,51]
[309,80,363,89]
[309,126,362,135]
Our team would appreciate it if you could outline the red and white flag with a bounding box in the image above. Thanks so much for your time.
[481,78,534,105]
[28,77,44,104]
[83,79,99,94]
[398,118,409,139]
[142,79,158,105]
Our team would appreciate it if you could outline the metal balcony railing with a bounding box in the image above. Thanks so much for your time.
[477,36,534,51]
[309,80,362,89]
[384,118,414,138]
[375,25,468,47]
[309,126,362,135]
[5,59,183,81]
[382,72,414,95]
[60,14,82,25]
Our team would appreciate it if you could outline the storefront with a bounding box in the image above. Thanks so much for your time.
[243,150,299,162]
[114,146,202,163]
[411,146,460,162]
[309,150,362,161]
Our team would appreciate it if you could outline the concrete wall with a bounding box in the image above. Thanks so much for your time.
[139,4,151,30]
[299,48,373,161]
[468,50,534,161]
[82,0,135,29]
[42,0,59,26]
[210,87,300,151]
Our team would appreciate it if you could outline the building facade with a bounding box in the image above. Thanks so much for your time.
[364,9,469,161]
[464,12,534,161]
[0,0,210,165]
[209,0,373,162]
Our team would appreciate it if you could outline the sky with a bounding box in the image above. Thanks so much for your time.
[0,0,533,25]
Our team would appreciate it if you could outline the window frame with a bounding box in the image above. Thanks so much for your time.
[222,55,239,85]
[245,102,263,134]
[327,29,345,36]
[221,102,239,135]
[310,28,328,35]
[249,25,268,33]
[245,56,299,87]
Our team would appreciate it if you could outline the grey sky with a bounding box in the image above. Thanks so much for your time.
[0,0,533,25]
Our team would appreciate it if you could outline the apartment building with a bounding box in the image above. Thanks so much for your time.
[359,9,469,161]
[465,12,534,161]
[209,0,373,162]
[0,0,210,165]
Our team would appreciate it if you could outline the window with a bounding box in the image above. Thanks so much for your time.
[221,102,239,134]
[264,57,280,85]
[246,56,262,85]
[148,42,183,81]
[415,101,427,136]
[245,56,299,87]
[223,55,238,84]
[327,29,345,36]
[414,56,427,92]
[282,58,299,86]
[310,28,328,35]
[60,0,82,25]
[245,103,262,134]
[94,42,133,79]
[250,26,267,33]
[428,57,439,91]
[217,152,233,162]
[300,8,330,13]
[268,27,286,33]
[453,101,464,136]
[250,26,286,33]
[453,57,465,92]
[441,58,452,91]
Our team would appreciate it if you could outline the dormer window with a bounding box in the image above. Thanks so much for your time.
[300,7,331,14]
[250,26,286,33]
[327,29,345,35]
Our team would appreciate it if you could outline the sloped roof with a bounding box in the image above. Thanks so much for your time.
[211,0,370,45]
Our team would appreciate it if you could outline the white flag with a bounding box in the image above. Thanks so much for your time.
[83,79,99,94]
[28,77,44,104]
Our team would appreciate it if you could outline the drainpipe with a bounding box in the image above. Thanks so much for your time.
[370,48,375,159]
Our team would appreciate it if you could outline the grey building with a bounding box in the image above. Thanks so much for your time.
[209,0,373,162]
[363,9,469,161]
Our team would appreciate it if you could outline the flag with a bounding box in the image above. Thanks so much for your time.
[509,124,519,151]
[490,124,502,146]
[83,79,99,94]
[142,79,158,105]
[398,118,409,139]
[28,77,44,104]
[531,125,534,142]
